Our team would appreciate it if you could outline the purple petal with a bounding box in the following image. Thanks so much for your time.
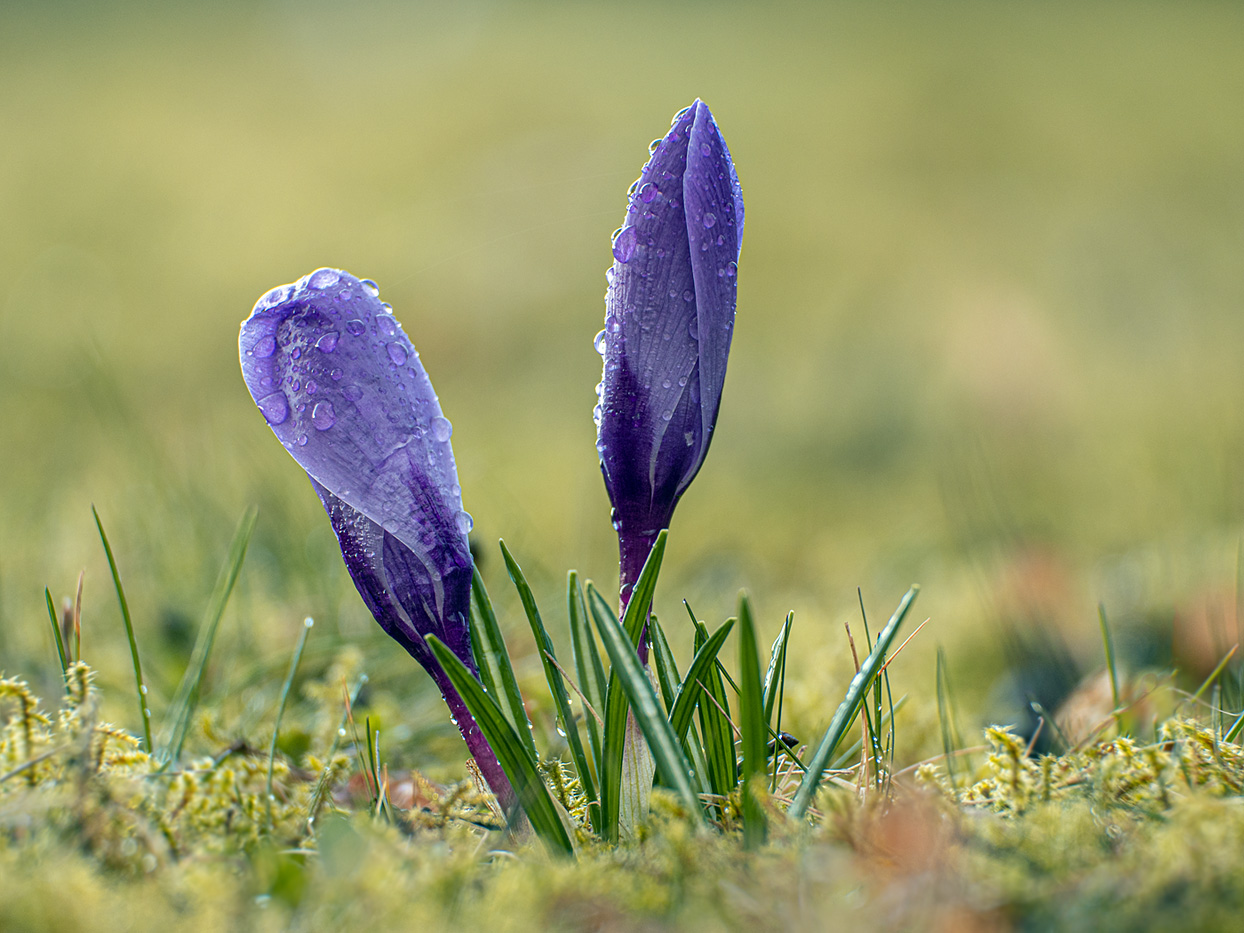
[239,269,473,667]
[597,100,743,537]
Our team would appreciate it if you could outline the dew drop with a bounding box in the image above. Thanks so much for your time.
[257,392,289,425]
[252,335,276,358]
[725,261,737,278]
[594,329,608,355]
[701,241,710,252]
[656,247,666,259]
[639,182,657,203]
[685,431,695,446]
[683,290,694,303]
[456,510,474,535]
[342,384,363,402]
[330,367,343,381]
[346,319,365,336]
[309,268,340,289]
[662,379,671,389]
[306,380,317,394]
[290,347,301,360]
[297,434,308,446]
[700,142,712,157]
[688,319,699,339]
[316,331,339,353]
[649,138,662,153]
[703,212,717,229]
[612,225,638,263]
[431,416,452,442]
[377,315,397,337]
[361,279,380,297]
[312,401,336,431]
[592,403,603,426]
[387,343,408,365]
[661,410,673,422]
[678,375,688,387]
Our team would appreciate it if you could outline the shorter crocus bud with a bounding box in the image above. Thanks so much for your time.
[595,100,744,607]
[239,269,512,808]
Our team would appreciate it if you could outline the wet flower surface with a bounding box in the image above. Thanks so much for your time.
[239,269,511,805]
[595,100,744,605]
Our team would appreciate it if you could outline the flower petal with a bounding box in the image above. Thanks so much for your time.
[240,269,472,662]
[597,101,743,535]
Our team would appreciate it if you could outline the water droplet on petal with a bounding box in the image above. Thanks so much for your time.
[683,290,694,303]
[685,431,695,446]
[330,368,343,380]
[361,279,380,297]
[612,225,638,263]
[594,329,608,355]
[252,335,276,358]
[639,182,657,203]
[257,392,289,424]
[316,331,339,353]
[312,401,336,431]
[725,261,737,278]
[456,510,474,535]
[432,416,452,442]
[700,142,712,157]
[309,268,340,289]
[678,375,688,387]
[377,315,396,337]
[290,347,301,360]
[661,410,673,422]
[346,319,365,336]
[306,380,317,394]
[342,384,363,402]
[297,434,308,446]
[592,404,603,426]
[703,212,717,229]
[387,343,408,365]
[662,379,671,389]
[595,381,604,397]
[688,319,699,339]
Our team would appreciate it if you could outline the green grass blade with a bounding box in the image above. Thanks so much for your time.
[592,531,670,842]
[428,635,575,859]
[590,567,701,826]
[93,505,152,753]
[500,541,598,821]
[469,564,536,758]
[936,647,960,793]
[762,611,794,729]
[790,586,918,821]
[648,615,680,711]
[44,587,68,677]
[738,593,768,848]
[1098,602,1121,711]
[568,571,606,776]
[668,619,735,744]
[693,619,737,798]
[266,616,313,829]
[162,505,257,764]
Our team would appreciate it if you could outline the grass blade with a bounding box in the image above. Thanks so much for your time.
[590,552,701,826]
[266,616,313,828]
[668,619,735,744]
[500,541,598,823]
[762,611,794,730]
[936,646,960,793]
[738,593,768,848]
[790,586,918,821]
[691,617,737,799]
[428,635,575,859]
[44,587,68,677]
[93,505,152,752]
[162,505,258,764]
[1098,602,1121,712]
[469,564,536,758]
[568,571,606,776]
[648,615,680,711]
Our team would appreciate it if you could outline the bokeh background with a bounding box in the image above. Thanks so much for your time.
[3,0,1244,769]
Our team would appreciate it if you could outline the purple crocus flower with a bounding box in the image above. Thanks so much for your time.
[595,99,744,614]
[239,269,513,809]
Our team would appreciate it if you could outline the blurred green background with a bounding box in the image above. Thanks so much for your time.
[3,0,1244,768]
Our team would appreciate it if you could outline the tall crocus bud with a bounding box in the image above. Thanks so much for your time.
[595,99,744,613]
[239,269,513,809]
